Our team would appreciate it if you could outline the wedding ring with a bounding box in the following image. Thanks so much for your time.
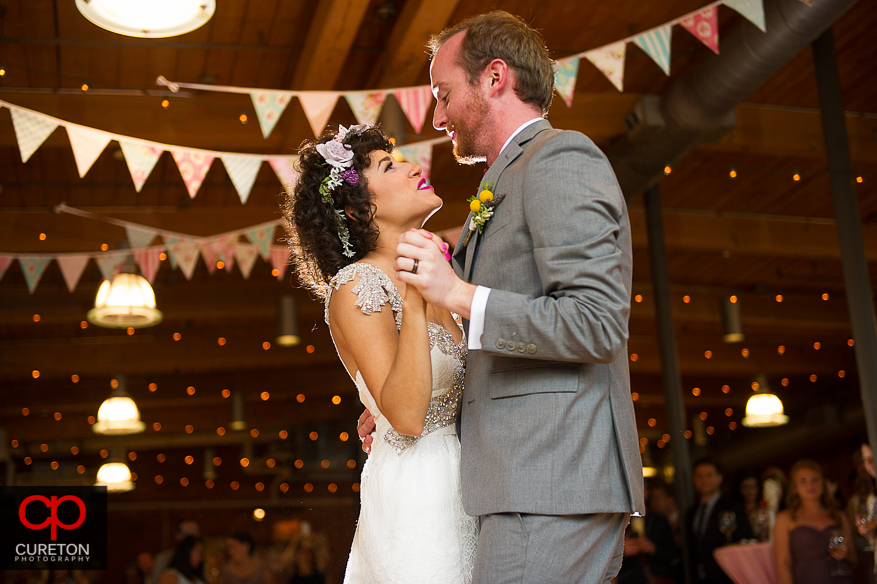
[411,259,419,274]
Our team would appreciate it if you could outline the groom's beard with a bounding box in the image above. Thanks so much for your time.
[451,90,489,166]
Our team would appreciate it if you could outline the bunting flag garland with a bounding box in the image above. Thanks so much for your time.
[680,7,720,54]
[10,108,58,163]
[632,25,674,76]
[172,150,214,199]
[268,156,299,189]
[394,86,433,134]
[245,224,277,260]
[298,92,341,137]
[66,125,113,177]
[396,141,434,181]
[270,245,290,282]
[125,225,158,249]
[234,243,260,280]
[346,92,388,126]
[133,248,163,284]
[553,59,581,108]
[95,252,129,281]
[162,235,181,270]
[249,91,293,139]
[120,141,163,192]
[724,0,766,32]
[584,41,627,92]
[198,241,219,274]
[222,155,262,204]
[172,241,200,280]
[0,255,13,282]
[57,254,91,293]
[20,257,53,294]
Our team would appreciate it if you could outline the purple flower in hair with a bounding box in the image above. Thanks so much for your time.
[342,167,359,186]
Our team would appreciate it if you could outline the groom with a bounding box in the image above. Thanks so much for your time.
[374,10,643,582]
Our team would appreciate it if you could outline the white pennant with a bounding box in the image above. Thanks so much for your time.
[57,255,90,293]
[298,92,340,137]
[222,155,262,204]
[120,140,163,192]
[270,245,290,281]
[10,108,59,163]
[234,243,260,279]
[66,125,112,177]
[173,241,200,280]
[125,225,158,249]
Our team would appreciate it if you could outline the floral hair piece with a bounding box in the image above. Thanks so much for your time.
[316,124,368,257]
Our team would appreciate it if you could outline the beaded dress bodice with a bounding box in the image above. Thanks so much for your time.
[325,263,467,453]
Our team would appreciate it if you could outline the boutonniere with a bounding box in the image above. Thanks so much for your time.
[463,180,506,245]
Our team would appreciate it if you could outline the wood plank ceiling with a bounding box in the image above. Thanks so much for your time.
[1,0,876,513]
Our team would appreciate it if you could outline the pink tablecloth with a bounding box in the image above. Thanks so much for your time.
[714,542,779,584]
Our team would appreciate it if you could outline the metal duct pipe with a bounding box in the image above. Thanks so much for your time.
[610,0,858,198]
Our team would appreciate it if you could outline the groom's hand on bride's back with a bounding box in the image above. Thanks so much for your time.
[358,409,375,454]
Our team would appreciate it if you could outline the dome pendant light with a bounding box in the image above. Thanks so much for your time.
[92,377,146,436]
[742,374,789,428]
[75,0,216,39]
[87,251,162,329]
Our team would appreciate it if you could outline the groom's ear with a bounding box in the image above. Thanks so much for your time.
[484,59,508,96]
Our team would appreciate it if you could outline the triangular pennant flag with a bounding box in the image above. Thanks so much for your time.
[120,141,163,192]
[396,142,434,181]
[724,0,767,32]
[222,155,262,204]
[10,108,59,163]
[19,257,52,294]
[162,235,180,269]
[215,234,238,271]
[66,125,112,177]
[583,41,627,92]
[57,255,90,293]
[171,150,214,199]
[632,25,673,76]
[270,245,290,282]
[95,252,128,281]
[394,86,433,134]
[125,225,158,249]
[268,156,299,189]
[133,248,163,284]
[680,7,720,54]
[234,243,260,280]
[298,92,341,137]
[0,255,13,283]
[553,58,581,108]
[345,91,388,126]
[249,91,293,139]
[198,241,219,274]
[245,225,276,260]
[171,241,200,280]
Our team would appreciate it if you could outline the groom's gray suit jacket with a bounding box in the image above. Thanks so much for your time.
[453,119,645,518]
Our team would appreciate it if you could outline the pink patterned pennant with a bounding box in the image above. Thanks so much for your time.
[120,141,163,192]
[268,156,299,189]
[298,92,341,137]
[270,245,290,282]
[394,86,433,134]
[133,248,163,284]
[396,142,433,181]
[346,91,388,125]
[19,257,53,294]
[583,41,627,92]
[57,254,90,292]
[680,7,720,54]
[171,150,214,199]
[0,255,13,283]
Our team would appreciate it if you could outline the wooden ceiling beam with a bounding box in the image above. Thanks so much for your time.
[365,0,463,88]
[290,0,372,90]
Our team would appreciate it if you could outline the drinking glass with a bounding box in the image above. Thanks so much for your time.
[827,529,851,577]
[858,502,877,552]
[718,511,737,544]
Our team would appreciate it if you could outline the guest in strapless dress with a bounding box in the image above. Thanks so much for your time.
[774,460,855,584]
[217,532,273,584]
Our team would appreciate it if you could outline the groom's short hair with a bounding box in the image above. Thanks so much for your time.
[428,10,555,116]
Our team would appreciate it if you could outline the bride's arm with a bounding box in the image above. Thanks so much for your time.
[329,278,431,436]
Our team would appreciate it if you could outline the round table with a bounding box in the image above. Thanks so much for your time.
[713,541,779,584]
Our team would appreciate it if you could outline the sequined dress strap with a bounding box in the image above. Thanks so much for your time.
[324,263,403,329]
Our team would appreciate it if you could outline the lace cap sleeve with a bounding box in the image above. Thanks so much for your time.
[324,263,403,330]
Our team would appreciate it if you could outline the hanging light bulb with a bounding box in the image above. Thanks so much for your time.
[87,251,162,329]
[742,375,789,427]
[75,0,215,39]
[721,295,744,343]
[95,461,134,492]
[276,295,301,347]
[92,377,146,435]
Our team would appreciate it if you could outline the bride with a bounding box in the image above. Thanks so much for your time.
[282,124,477,583]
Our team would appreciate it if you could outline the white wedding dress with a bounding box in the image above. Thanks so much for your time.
[325,263,477,584]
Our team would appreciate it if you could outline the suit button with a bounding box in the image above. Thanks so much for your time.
[527,344,537,354]
[496,338,506,349]
[507,342,516,352]
[517,342,526,353]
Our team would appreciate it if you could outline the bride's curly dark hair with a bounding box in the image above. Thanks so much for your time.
[282,126,393,299]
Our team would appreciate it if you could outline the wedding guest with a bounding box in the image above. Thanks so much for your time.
[774,459,855,584]
[684,458,753,584]
[159,536,204,584]
[617,506,681,584]
[847,443,876,583]
[152,520,201,584]
[217,532,273,584]
[650,482,681,546]
[736,471,769,540]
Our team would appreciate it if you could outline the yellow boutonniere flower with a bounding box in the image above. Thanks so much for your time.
[464,180,506,244]
[470,199,482,212]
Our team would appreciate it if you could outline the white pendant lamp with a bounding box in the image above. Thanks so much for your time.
[742,375,789,428]
[87,252,163,329]
[75,0,215,39]
[95,461,135,492]
[92,377,146,436]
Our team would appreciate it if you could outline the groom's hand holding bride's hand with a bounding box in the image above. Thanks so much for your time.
[395,229,477,319]
[358,409,375,454]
